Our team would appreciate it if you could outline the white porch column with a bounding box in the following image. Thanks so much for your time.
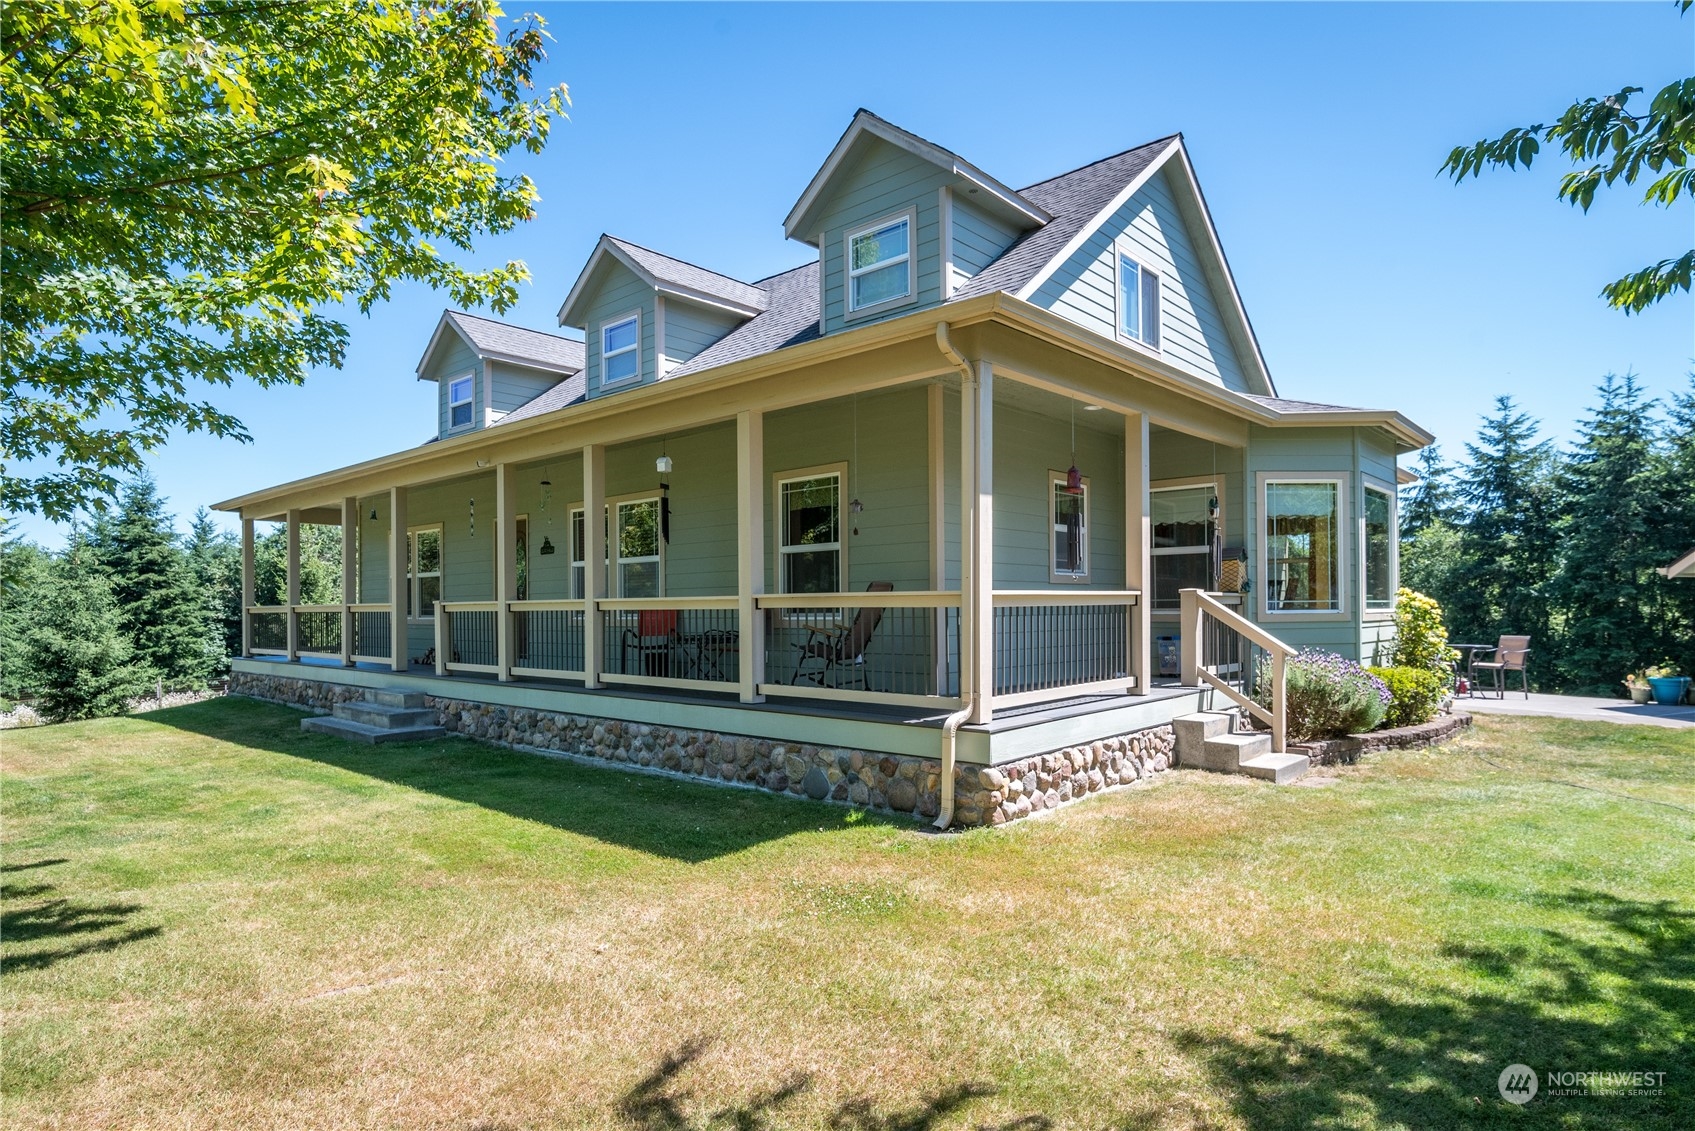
[340,496,357,666]
[284,508,301,662]
[736,409,765,703]
[495,462,516,681]
[240,517,255,658]
[1124,412,1151,694]
[962,361,994,725]
[388,486,408,672]
[928,382,946,693]
[582,443,606,689]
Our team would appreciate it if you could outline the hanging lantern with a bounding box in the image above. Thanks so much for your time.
[1065,465,1084,494]
[655,453,673,475]
[369,506,378,521]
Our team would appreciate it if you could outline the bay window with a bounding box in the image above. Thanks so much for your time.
[1365,486,1395,611]
[1264,480,1341,613]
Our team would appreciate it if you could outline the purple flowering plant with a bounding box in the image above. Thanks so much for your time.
[1255,649,1390,743]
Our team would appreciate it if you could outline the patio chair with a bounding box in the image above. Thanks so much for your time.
[1469,634,1531,699]
[621,608,680,678]
[789,582,893,691]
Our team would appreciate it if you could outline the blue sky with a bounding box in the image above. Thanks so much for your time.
[15,1,1692,546]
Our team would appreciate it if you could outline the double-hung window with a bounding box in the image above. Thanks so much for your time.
[406,525,442,619]
[601,313,640,386]
[448,375,474,429]
[1152,484,1215,610]
[1264,481,1341,613]
[1051,473,1090,581]
[778,471,841,593]
[615,497,661,597]
[847,213,912,313]
[1117,247,1161,350]
[1364,486,1395,611]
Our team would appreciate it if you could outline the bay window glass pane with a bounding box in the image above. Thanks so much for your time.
[1266,482,1339,612]
[1053,481,1086,575]
[1365,488,1393,608]
[1119,254,1141,339]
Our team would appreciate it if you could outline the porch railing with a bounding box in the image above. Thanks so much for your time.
[349,604,391,664]
[247,606,288,655]
[437,602,500,676]
[990,590,1139,709]
[1179,588,1293,752]
[294,604,342,657]
[509,599,587,680]
[758,590,963,709]
[597,596,741,693]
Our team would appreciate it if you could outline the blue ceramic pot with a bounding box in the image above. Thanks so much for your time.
[1648,676,1690,706]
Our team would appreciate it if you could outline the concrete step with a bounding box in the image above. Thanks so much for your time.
[301,715,445,745]
[1198,731,1272,773]
[333,702,437,729]
[1238,752,1312,784]
[367,689,426,709]
[1172,712,1236,765]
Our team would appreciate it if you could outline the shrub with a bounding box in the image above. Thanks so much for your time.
[1390,588,1460,676]
[1367,665,1446,729]
[1255,650,1389,743]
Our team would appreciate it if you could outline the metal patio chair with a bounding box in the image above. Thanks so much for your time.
[621,608,680,678]
[1469,634,1532,699]
[789,581,893,691]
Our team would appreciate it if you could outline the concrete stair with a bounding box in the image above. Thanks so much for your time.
[301,690,445,745]
[1173,711,1308,784]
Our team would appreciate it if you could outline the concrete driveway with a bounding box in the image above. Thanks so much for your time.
[1463,691,1695,730]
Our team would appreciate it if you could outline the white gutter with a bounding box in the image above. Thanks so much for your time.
[931,321,977,831]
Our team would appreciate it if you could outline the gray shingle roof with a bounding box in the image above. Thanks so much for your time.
[446,310,585,373]
[666,262,820,379]
[606,237,769,313]
[1242,394,1363,413]
[950,136,1176,301]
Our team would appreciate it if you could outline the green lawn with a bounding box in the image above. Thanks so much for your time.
[3,700,1691,1130]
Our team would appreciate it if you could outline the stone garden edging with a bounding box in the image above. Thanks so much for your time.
[1292,711,1473,766]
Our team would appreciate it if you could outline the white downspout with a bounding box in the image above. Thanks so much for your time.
[934,322,976,831]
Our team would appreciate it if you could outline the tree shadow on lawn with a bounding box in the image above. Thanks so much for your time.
[1179,889,1692,1130]
[613,1035,1052,1131]
[0,859,163,973]
[157,698,904,864]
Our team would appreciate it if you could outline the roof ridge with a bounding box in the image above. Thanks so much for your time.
[751,260,818,288]
[446,309,582,341]
[604,234,757,288]
[1017,133,1181,193]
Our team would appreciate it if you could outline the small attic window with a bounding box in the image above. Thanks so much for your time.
[602,313,640,385]
[448,375,474,428]
[847,212,912,313]
[1117,245,1161,350]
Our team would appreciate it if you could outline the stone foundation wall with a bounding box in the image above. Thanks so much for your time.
[230,671,1176,828]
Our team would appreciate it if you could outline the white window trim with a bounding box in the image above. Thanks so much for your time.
[446,372,476,433]
[407,523,444,623]
[844,208,917,319]
[1150,476,1222,613]
[773,463,847,594]
[1362,479,1398,618]
[1113,239,1162,354]
[599,309,642,389]
[1049,470,1091,584]
[1257,473,1349,620]
[569,493,663,597]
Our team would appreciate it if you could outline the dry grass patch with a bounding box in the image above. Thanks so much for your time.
[4,699,1691,1129]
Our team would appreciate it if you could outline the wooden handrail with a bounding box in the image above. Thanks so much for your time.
[991,589,1139,607]
[507,599,587,612]
[757,590,961,610]
[597,596,738,611]
[1186,589,1295,658]
[438,601,500,613]
[1180,587,1292,754]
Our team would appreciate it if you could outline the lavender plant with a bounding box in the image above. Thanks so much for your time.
[1255,650,1391,743]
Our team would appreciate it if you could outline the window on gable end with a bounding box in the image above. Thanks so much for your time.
[448,375,474,428]
[602,313,640,385]
[1117,248,1161,350]
[847,213,912,313]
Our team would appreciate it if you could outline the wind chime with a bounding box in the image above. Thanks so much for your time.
[849,395,864,535]
[657,441,673,544]
[1065,400,1084,494]
[538,466,556,555]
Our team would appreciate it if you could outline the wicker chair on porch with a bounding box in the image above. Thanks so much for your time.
[790,582,893,690]
[1469,634,1532,699]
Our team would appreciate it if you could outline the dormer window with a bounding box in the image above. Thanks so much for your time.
[1116,246,1161,350]
[602,313,640,385]
[448,375,474,429]
[847,212,913,314]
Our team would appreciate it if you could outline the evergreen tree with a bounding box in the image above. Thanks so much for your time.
[1448,397,1559,685]
[254,524,342,607]
[1551,374,1669,690]
[0,522,52,702]
[1400,519,1463,611]
[1400,445,1457,537]
[1658,375,1695,679]
[96,478,218,687]
[21,540,152,721]
[187,509,243,669]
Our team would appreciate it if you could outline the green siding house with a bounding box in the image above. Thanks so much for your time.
[217,110,1432,827]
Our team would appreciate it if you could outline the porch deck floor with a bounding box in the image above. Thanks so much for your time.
[248,655,1200,735]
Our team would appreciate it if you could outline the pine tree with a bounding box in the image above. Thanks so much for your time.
[1448,397,1559,685]
[1551,374,1668,690]
[187,509,243,668]
[97,478,218,687]
[22,540,153,721]
[0,522,52,702]
[1400,445,1457,537]
[1658,375,1695,680]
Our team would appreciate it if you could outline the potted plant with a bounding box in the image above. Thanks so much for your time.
[1644,663,1691,707]
[1623,670,1653,705]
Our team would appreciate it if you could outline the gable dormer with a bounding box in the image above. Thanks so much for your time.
[785,110,1048,336]
[557,236,766,400]
[416,311,584,439]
